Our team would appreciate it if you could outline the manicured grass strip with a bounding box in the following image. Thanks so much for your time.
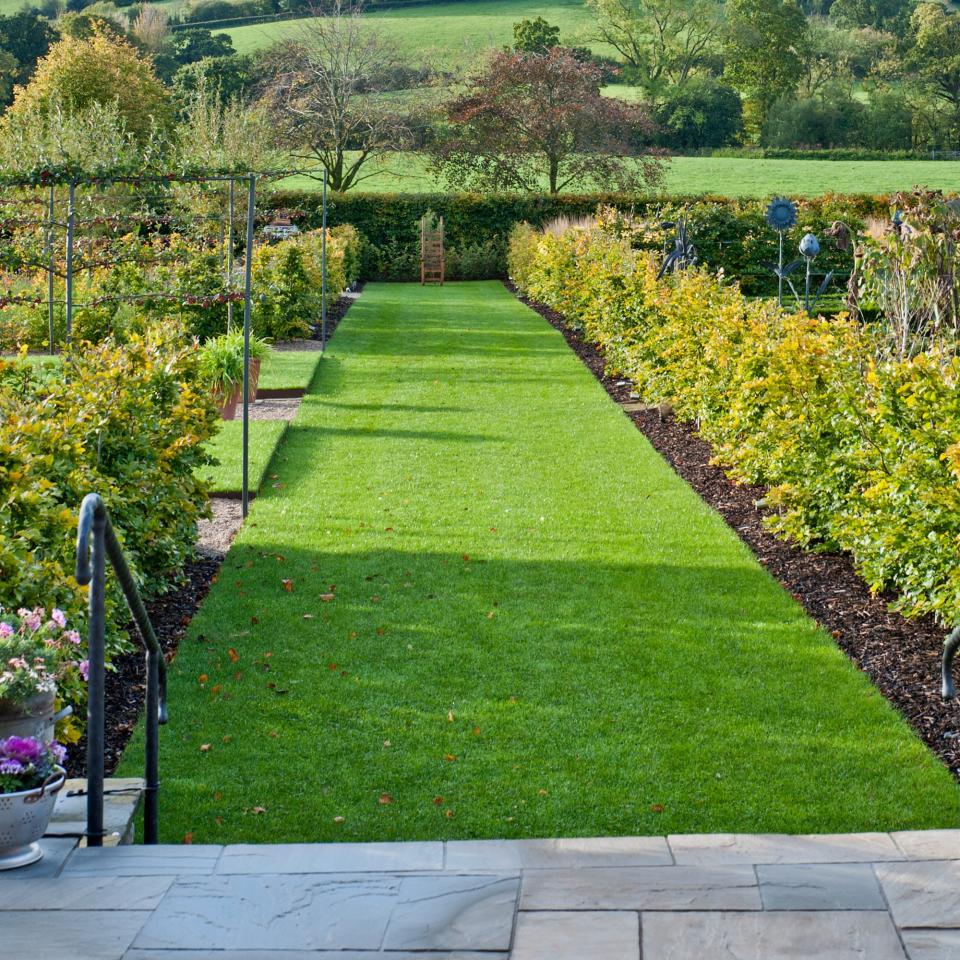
[278,152,960,198]
[257,350,323,393]
[125,281,957,844]
[196,420,288,495]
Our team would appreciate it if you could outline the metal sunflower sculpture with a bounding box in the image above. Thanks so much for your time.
[764,197,800,307]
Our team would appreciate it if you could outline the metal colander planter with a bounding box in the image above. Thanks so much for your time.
[0,768,65,870]
[0,692,56,743]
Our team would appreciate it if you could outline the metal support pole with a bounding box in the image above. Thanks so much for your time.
[777,232,784,308]
[46,185,55,355]
[227,179,235,334]
[242,174,255,518]
[82,503,106,847]
[321,169,328,351]
[65,181,75,344]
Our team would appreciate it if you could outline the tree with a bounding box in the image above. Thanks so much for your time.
[723,0,809,137]
[797,19,891,98]
[429,48,662,194]
[654,77,742,148]
[0,12,56,94]
[828,0,907,33]
[905,4,960,142]
[7,29,173,143]
[262,1,413,191]
[173,54,254,105]
[512,16,560,53]
[586,0,724,94]
[172,28,235,65]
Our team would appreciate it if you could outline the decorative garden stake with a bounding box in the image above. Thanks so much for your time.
[657,219,697,279]
[764,197,798,307]
[798,232,834,315]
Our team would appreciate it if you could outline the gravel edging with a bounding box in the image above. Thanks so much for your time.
[507,280,960,781]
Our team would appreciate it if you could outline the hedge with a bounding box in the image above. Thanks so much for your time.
[509,216,960,627]
[266,190,892,291]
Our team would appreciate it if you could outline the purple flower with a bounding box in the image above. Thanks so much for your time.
[51,609,67,629]
[0,622,13,639]
[49,742,66,765]
[18,609,41,632]
[0,758,24,775]
[79,659,89,682]
[65,630,81,646]
[0,736,44,764]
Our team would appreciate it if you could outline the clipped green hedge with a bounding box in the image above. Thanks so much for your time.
[266,191,892,290]
[510,220,960,627]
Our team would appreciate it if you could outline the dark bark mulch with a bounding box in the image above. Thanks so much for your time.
[67,554,222,779]
[311,283,365,343]
[507,280,960,780]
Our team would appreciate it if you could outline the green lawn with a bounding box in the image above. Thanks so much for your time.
[257,349,323,393]
[197,419,288,495]
[281,152,960,198]
[125,281,957,843]
[226,0,600,60]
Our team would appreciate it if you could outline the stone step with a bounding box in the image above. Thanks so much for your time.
[45,777,144,847]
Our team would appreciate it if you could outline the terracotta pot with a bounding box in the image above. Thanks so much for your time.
[0,767,65,870]
[215,383,242,421]
[249,357,262,401]
[0,692,56,743]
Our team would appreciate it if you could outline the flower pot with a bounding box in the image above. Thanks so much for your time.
[0,767,65,870]
[215,383,242,421]
[250,357,262,401]
[0,692,56,743]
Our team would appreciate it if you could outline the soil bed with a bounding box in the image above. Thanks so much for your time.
[508,281,960,780]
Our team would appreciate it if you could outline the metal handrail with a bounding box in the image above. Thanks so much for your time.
[75,493,168,846]
[942,626,960,700]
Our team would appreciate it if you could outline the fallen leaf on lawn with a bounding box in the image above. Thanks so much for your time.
[376,627,385,636]
[214,791,222,801]
[444,809,454,818]
[228,648,239,663]
[303,614,314,620]
[378,793,394,805]
[182,832,193,844]
[214,816,223,826]
[333,815,345,824]
[251,616,259,625]
[370,594,381,603]
[222,735,232,743]
[486,611,496,619]
[319,593,335,602]
[447,710,454,722]
[473,727,481,735]
[199,743,211,752]
[327,663,338,671]
[198,674,208,685]
[650,803,665,813]
[251,806,267,815]
[443,754,457,762]
[538,789,548,796]
[383,740,392,748]
[281,579,294,592]
[462,554,470,562]
[268,731,279,739]
[433,796,444,805]
[211,683,221,695]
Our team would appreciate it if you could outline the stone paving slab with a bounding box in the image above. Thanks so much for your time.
[445,836,672,871]
[668,832,903,865]
[64,845,224,876]
[51,778,143,847]
[217,841,443,874]
[126,954,507,960]
[876,859,960,928]
[0,836,76,880]
[383,875,520,951]
[893,830,960,860]
[757,863,886,911]
[641,910,907,959]
[512,911,640,960]
[6,909,151,960]
[901,929,960,959]
[0,875,173,910]
[521,864,761,911]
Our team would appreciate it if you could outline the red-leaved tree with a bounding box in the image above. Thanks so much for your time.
[430,48,663,194]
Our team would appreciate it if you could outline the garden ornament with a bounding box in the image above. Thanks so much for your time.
[657,219,698,279]
[764,197,799,306]
[799,232,833,315]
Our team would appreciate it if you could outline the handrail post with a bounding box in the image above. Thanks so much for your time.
[77,494,168,845]
[942,626,960,699]
[78,494,107,846]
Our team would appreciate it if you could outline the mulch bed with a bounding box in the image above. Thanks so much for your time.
[66,288,367,778]
[507,280,960,780]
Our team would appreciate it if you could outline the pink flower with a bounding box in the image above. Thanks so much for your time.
[51,609,67,629]
[0,623,13,639]
[78,660,89,682]
[65,631,81,646]
[18,609,41,632]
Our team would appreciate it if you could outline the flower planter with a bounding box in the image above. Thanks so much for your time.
[0,767,65,870]
[0,692,56,743]
[215,359,263,420]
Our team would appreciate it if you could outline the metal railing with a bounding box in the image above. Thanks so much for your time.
[76,493,168,845]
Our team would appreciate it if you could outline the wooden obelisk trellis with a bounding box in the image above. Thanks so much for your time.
[420,215,445,285]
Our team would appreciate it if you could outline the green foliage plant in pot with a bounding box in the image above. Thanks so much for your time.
[198,331,271,420]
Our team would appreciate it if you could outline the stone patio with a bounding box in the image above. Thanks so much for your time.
[7,831,960,958]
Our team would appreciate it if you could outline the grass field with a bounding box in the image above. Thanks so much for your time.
[280,152,960,198]
[258,349,323,393]
[225,0,600,60]
[197,419,288,495]
[121,281,957,844]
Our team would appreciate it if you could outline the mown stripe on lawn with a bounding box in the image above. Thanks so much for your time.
[123,280,958,843]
